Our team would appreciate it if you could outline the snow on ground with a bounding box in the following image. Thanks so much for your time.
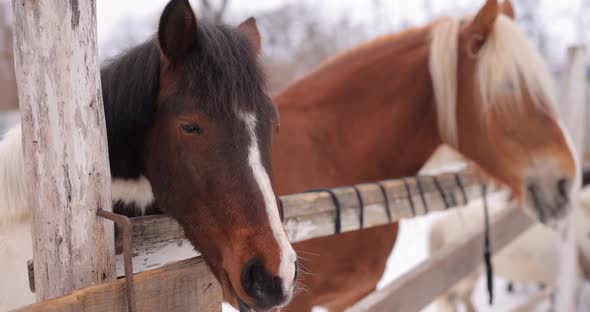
[378,214,549,312]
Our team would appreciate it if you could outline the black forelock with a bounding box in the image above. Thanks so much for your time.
[170,22,271,119]
[99,20,272,180]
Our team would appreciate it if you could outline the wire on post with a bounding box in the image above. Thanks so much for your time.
[97,209,137,312]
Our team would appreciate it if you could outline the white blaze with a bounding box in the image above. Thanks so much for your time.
[238,110,296,293]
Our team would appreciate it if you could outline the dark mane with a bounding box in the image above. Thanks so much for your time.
[100,21,268,179]
[101,39,160,178]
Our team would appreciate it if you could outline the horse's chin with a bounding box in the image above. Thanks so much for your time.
[238,296,253,312]
[220,268,282,312]
[237,297,280,312]
[218,270,256,312]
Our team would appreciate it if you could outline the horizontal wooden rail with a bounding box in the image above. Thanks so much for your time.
[15,257,222,312]
[345,203,534,312]
[114,166,497,274]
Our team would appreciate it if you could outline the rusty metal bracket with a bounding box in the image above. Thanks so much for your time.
[27,259,35,293]
[97,209,137,312]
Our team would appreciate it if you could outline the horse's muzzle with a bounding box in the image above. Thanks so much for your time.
[526,176,573,226]
[240,257,293,311]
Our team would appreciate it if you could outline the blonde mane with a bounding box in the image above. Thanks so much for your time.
[429,15,557,148]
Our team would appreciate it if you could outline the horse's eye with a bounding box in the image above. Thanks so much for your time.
[181,123,204,135]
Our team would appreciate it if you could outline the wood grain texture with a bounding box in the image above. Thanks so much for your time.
[14,257,222,312]
[12,0,115,300]
[115,167,497,274]
[345,205,534,312]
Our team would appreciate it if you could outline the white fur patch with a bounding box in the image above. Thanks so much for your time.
[111,175,155,214]
[238,110,296,294]
[0,123,155,224]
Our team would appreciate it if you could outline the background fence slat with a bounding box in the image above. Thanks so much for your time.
[345,205,534,312]
[555,45,588,311]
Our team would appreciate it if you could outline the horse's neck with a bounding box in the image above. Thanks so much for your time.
[272,26,441,195]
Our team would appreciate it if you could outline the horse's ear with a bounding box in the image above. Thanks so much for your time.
[238,17,261,55]
[158,0,198,63]
[501,0,516,19]
[471,0,499,39]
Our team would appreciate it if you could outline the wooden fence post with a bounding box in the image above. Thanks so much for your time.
[12,0,115,301]
[555,45,587,311]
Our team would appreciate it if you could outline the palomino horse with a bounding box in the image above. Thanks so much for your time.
[0,1,296,311]
[270,0,579,311]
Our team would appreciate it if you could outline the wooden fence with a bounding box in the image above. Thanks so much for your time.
[10,1,588,311]
[19,163,500,311]
[115,166,488,274]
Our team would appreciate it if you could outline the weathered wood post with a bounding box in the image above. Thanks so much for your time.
[12,1,115,301]
[555,45,587,311]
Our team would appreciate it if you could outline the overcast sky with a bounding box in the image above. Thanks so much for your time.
[96,0,588,65]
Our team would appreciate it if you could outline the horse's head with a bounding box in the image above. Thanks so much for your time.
[144,1,296,310]
[430,0,578,224]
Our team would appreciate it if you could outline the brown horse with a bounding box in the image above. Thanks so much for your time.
[271,0,579,311]
[1,1,297,311]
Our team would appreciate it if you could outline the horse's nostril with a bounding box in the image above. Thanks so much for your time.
[557,178,569,200]
[240,257,286,309]
[293,260,299,283]
[241,257,265,297]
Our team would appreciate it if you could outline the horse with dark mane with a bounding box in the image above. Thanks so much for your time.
[270,0,579,310]
[0,1,296,311]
